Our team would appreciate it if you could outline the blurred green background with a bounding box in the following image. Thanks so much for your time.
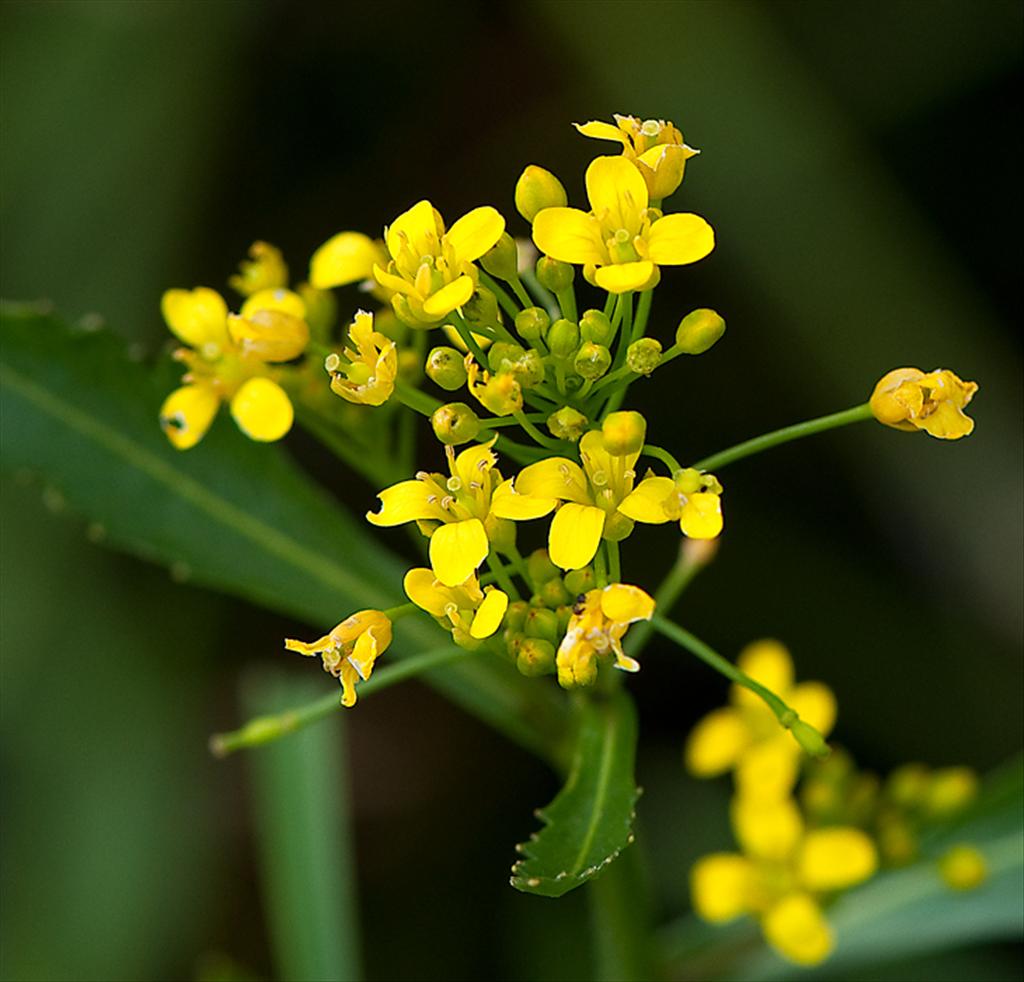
[2,1,1021,979]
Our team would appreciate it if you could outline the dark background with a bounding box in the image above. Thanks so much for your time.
[2,1,1021,979]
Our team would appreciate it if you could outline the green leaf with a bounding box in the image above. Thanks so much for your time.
[511,690,640,898]
[0,302,568,763]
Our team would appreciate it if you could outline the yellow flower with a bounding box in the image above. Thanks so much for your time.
[325,310,397,406]
[229,241,288,296]
[556,584,655,688]
[619,467,724,540]
[465,356,523,417]
[491,429,642,570]
[575,113,699,200]
[159,287,303,449]
[870,367,977,439]
[403,568,508,645]
[367,439,534,587]
[284,609,392,707]
[531,156,713,293]
[309,231,389,290]
[373,200,506,325]
[685,640,836,801]
[691,797,877,966]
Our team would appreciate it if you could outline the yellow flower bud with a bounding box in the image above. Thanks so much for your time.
[547,406,589,442]
[431,402,481,446]
[626,337,662,376]
[515,164,568,223]
[676,308,726,354]
[480,232,519,282]
[602,410,646,456]
[426,346,469,391]
[536,255,574,293]
[870,367,978,439]
[923,767,978,817]
[939,844,988,891]
[229,241,288,296]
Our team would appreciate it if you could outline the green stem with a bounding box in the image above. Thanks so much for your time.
[694,403,874,472]
[603,291,617,318]
[514,410,564,449]
[606,539,621,584]
[487,554,521,602]
[594,545,608,588]
[588,837,654,982]
[478,270,522,320]
[211,645,466,756]
[631,289,653,340]
[394,379,441,417]
[504,543,535,593]
[641,444,683,473]
[555,285,578,323]
[495,433,549,464]
[449,311,490,364]
[479,411,549,429]
[520,267,559,318]
[508,274,533,309]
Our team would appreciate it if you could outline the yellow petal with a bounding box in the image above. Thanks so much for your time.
[367,479,445,527]
[470,588,508,639]
[532,208,607,265]
[679,492,722,539]
[600,583,655,624]
[453,438,497,488]
[515,457,591,504]
[386,199,442,262]
[403,567,451,617]
[618,477,676,523]
[548,503,605,570]
[685,707,751,777]
[490,478,558,520]
[762,893,833,967]
[240,288,306,320]
[228,309,309,362]
[691,853,755,923]
[372,263,417,297]
[429,518,489,587]
[422,275,474,318]
[229,377,293,442]
[161,287,230,352]
[798,827,878,892]
[735,737,800,803]
[310,231,382,289]
[731,796,803,863]
[445,206,505,263]
[917,397,975,439]
[159,384,219,450]
[788,682,837,737]
[645,213,715,265]
[594,261,655,294]
[733,639,794,709]
[574,120,630,145]
[585,155,648,233]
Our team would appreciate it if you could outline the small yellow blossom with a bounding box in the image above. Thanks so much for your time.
[575,113,699,200]
[404,568,508,645]
[531,156,713,293]
[870,367,977,439]
[325,310,397,406]
[692,797,877,966]
[556,584,655,688]
[685,640,836,801]
[309,231,390,295]
[285,609,392,707]
[158,286,304,449]
[939,844,988,891]
[492,429,643,570]
[465,355,523,417]
[373,200,506,325]
[229,241,288,296]
[619,467,724,540]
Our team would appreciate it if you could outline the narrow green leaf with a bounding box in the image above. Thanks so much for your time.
[0,303,568,761]
[511,690,640,898]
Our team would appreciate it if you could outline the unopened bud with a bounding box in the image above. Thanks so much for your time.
[676,308,726,354]
[527,549,561,585]
[536,256,574,293]
[540,577,571,609]
[575,341,612,380]
[524,607,560,644]
[627,337,662,375]
[480,232,519,282]
[505,600,529,633]
[580,309,615,346]
[563,567,595,596]
[602,410,646,455]
[515,165,568,222]
[674,467,703,494]
[431,402,480,445]
[462,286,500,328]
[547,318,579,358]
[514,306,549,343]
[924,768,978,817]
[939,845,988,891]
[517,638,556,677]
[426,346,469,391]
[547,406,588,442]
[790,719,830,759]
[489,341,527,373]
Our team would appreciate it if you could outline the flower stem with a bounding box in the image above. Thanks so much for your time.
[555,285,578,323]
[520,268,559,319]
[640,444,683,473]
[394,379,441,417]
[514,410,564,449]
[487,554,521,602]
[694,403,874,471]
[449,311,490,365]
[478,270,522,319]
[606,539,621,583]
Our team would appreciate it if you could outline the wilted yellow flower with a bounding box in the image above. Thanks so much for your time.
[465,356,523,417]
[403,568,508,645]
[575,113,699,199]
[285,609,392,707]
[373,200,505,325]
[692,796,877,966]
[325,310,397,406]
[870,367,977,439]
[619,466,724,540]
[229,241,289,296]
[685,640,836,801]
[531,156,713,293]
[556,584,655,688]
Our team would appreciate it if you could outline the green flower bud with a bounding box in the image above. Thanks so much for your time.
[547,406,588,442]
[939,845,988,891]
[485,513,516,554]
[676,308,726,354]
[505,600,529,633]
[674,467,703,494]
[524,607,560,643]
[431,402,480,445]
[391,292,423,329]
[602,511,635,542]
[527,548,561,585]
[515,349,546,388]
[503,629,524,660]
[516,637,556,677]
[536,256,574,293]
[515,165,568,223]
[540,577,571,609]
[627,337,662,376]
[296,282,337,341]
[514,306,549,343]
[547,318,580,358]
[602,410,647,455]
[488,341,527,374]
[574,341,612,380]
[556,605,573,634]
[462,286,500,329]
[480,232,519,282]
[924,768,979,817]
[563,567,595,596]
[790,719,830,759]
[579,308,615,346]
[426,346,469,391]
